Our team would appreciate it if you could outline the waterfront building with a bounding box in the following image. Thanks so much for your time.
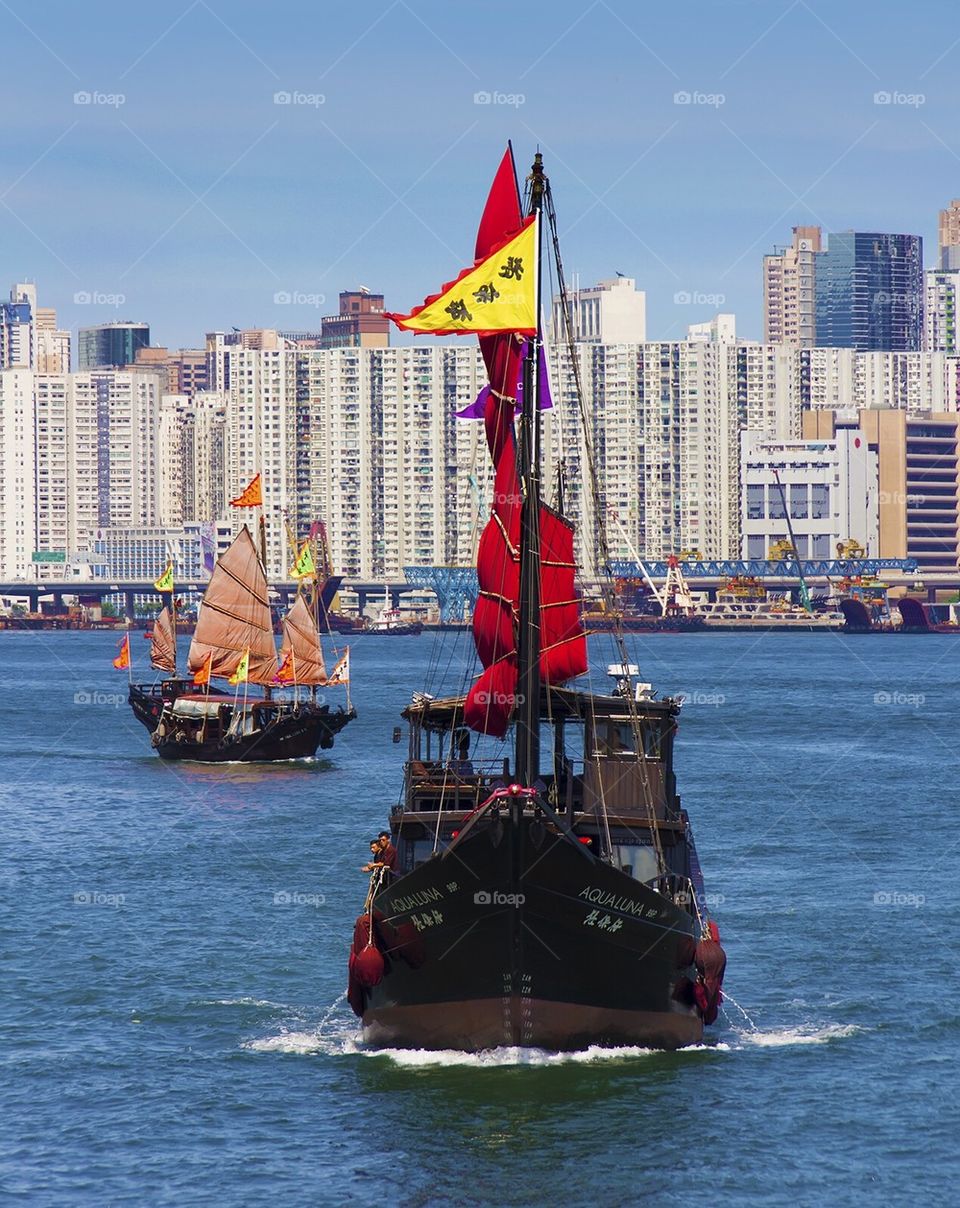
[0,369,37,578]
[815,231,923,351]
[90,521,232,583]
[805,408,960,572]
[740,430,879,560]
[32,369,161,575]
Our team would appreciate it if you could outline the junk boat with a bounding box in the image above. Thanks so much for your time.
[346,147,726,1050]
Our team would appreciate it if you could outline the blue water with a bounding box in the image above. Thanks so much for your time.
[1,628,957,1205]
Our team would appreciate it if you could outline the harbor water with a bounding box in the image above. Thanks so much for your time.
[1,629,957,1205]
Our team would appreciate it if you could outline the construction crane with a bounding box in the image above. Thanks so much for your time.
[770,469,813,612]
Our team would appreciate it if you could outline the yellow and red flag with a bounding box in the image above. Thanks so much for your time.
[274,649,295,685]
[154,562,174,593]
[385,216,537,336]
[290,540,316,580]
[193,651,213,686]
[326,648,350,685]
[112,634,130,670]
[230,473,263,508]
[228,648,250,686]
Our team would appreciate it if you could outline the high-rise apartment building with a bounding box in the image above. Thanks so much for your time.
[924,268,960,354]
[78,321,150,369]
[134,346,209,396]
[32,369,161,572]
[763,226,821,346]
[938,199,960,269]
[319,289,390,348]
[551,277,646,344]
[815,232,923,351]
[0,369,37,578]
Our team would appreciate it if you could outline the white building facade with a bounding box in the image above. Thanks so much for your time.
[740,430,879,561]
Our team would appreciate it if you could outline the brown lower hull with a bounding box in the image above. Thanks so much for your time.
[363,996,703,1052]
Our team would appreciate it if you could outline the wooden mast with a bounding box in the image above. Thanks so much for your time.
[514,153,545,788]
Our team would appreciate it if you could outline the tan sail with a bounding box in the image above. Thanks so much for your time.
[278,595,327,685]
[150,605,177,674]
[187,526,277,684]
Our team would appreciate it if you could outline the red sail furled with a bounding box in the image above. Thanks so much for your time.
[464,146,587,736]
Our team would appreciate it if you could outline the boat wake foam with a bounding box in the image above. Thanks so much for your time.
[734,1023,862,1047]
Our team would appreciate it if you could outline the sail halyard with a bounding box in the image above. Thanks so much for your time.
[187,525,278,686]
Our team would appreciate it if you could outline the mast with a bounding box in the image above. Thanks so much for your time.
[515,153,545,786]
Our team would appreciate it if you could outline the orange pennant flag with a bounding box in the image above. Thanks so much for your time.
[274,649,294,685]
[112,634,130,670]
[193,651,213,686]
[230,473,263,508]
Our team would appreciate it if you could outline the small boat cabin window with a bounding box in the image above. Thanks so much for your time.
[595,719,660,759]
[613,843,660,884]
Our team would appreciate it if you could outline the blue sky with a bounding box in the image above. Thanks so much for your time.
[1,0,957,349]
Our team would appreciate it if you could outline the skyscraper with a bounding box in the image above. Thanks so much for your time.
[814,231,923,351]
[924,268,960,353]
[78,321,150,369]
[938,199,960,269]
[762,226,821,346]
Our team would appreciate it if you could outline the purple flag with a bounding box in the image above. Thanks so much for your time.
[455,340,553,420]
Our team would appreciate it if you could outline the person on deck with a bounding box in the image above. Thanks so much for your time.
[376,831,398,875]
[361,840,380,873]
[448,729,474,777]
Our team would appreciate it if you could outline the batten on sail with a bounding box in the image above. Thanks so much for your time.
[187,526,278,685]
[150,606,177,674]
[277,595,327,685]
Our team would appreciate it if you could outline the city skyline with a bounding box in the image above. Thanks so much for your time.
[2,1,960,348]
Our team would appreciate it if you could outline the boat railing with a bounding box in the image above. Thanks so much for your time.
[405,758,511,812]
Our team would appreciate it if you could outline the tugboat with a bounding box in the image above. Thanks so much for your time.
[346,148,726,1051]
[149,513,355,762]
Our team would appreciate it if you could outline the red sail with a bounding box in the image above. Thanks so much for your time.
[464,147,587,736]
[539,504,589,683]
